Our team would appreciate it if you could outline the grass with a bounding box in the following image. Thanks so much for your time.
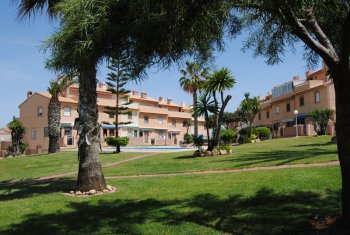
[0,166,341,234]
[0,136,342,234]
[0,151,143,182]
[103,136,338,176]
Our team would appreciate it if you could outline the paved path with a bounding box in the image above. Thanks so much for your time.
[105,161,340,179]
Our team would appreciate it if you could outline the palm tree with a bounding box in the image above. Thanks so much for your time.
[239,92,262,127]
[47,74,76,153]
[193,93,218,150]
[7,117,26,156]
[203,68,235,147]
[179,61,208,137]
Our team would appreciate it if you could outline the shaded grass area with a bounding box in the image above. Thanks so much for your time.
[0,165,341,234]
[0,152,143,182]
[104,136,338,176]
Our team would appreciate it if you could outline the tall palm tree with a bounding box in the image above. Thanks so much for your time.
[203,67,235,147]
[7,117,26,156]
[47,74,76,153]
[193,93,218,151]
[179,61,208,137]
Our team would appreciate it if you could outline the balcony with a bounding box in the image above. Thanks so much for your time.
[139,105,169,114]
[168,111,192,119]
[294,80,323,94]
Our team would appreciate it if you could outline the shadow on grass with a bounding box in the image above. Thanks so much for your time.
[292,142,335,148]
[0,179,76,201]
[217,148,338,168]
[0,180,340,235]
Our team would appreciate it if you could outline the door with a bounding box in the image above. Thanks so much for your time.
[172,133,177,145]
[64,127,74,146]
[144,131,149,144]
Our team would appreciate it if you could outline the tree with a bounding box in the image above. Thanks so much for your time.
[103,54,133,153]
[7,117,26,156]
[193,93,218,150]
[239,93,262,127]
[203,67,235,147]
[14,0,231,192]
[222,112,244,130]
[179,62,209,137]
[182,120,192,135]
[227,0,350,222]
[308,108,334,135]
[47,74,76,153]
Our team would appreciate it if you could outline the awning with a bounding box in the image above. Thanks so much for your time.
[60,123,73,127]
[120,125,139,129]
[102,125,121,129]
[282,118,294,123]
[297,113,307,119]
[168,130,181,133]
[139,128,154,131]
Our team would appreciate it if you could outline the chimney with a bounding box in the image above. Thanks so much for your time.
[141,92,147,98]
[132,90,138,96]
[181,101,186,107]
[293,75,299,81]
[305,70,311,77]
[27,91,33,98]
[98,82,106,89]
[159,96,164,102]
[167,98,172,104]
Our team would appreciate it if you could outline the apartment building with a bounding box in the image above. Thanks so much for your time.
[19,84,206,154]
[253,66,335,138]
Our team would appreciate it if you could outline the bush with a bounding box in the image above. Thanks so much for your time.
[19,143,28,154]
[183,133,193,144]
[220,129,237,144]
[193,135,205,151]
[256,127,271,138]
[104,137,129,147]
[308,108,334,135]
[239,127,256,138]
[215,144,232,152]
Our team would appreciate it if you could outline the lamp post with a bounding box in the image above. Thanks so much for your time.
[294,109,299,137]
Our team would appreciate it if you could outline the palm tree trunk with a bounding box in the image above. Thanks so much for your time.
[213,94,232,147]
[193,90,199,137]
[77,61,106,192]
[48,96,61,153]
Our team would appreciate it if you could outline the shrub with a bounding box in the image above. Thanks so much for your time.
[19,143,28,154]
[308,108,334,135]
[183,133,193,144]
[220,129,237,144]
[256,127,271,138]
[105,137,129,147]
[239,127,256,138]
[215,144,232,152]
[193,135,205,151]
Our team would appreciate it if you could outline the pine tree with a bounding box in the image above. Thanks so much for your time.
[103,53,133,153]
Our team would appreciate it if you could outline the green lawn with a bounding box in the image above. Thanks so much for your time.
[0,151,143,182]
[0,136,342,234]
[0,166,341,234]
[103,136,338,176]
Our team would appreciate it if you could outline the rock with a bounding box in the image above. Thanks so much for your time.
[70,191,75,195]
[103,189,109,193]
[199,153,205,157]
[88,189,97,195]
[212,149,220,156]
[219,150,227,155]
[106,185,114,191]
[204,151,212,156]
[227,149,232,154]
[250,140,256,143]
[255,139,261,143]
[75,191,82,195]
[193,150,200,157]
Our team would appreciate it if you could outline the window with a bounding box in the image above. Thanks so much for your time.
[63,107,71,116]
[267,111,270,119]
[109,114,114,119]
[158,117,163,124]
[31,128,36,140]
[300,96,305,106]
[134,130,138,137]
[158,131,165,139]
[315,91,320,103]
[127,130,133,137]
[128,112,132,120]
[37,107,43,117]
[144,116,149,124]
[258,113,261,120]
[286,103,291,112]
[275,105,280,114]
[172,119,176,127]
[103,129,108,136]
[44,127,49,137]
[109,129,115,136]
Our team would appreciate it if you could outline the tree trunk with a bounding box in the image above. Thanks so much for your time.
[193,90,199,136]
[205,111,212,151]
[77,62,106,192]
[333,66,350,222]
[213,94,232,147]
[48,96,61,153]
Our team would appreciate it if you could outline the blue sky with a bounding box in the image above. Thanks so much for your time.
[0,1,319,128]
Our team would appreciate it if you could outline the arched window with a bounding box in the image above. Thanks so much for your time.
[63,107,71,116]
[37,107,43,117]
